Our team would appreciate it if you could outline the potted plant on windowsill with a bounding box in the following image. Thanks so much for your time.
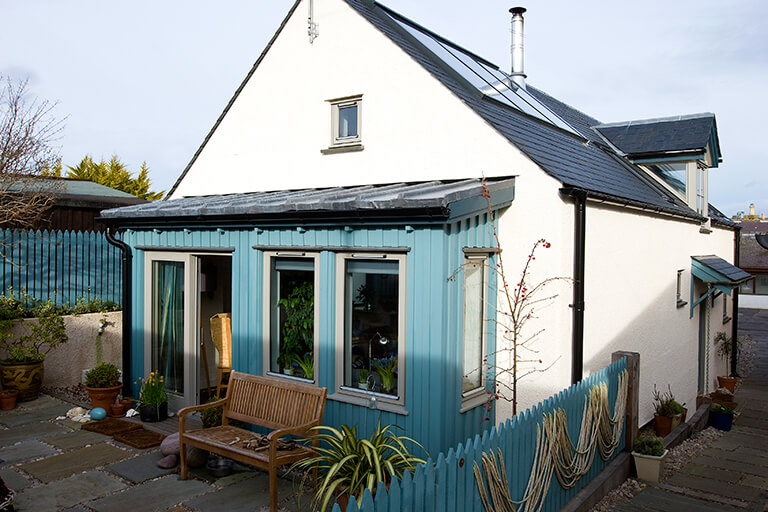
[291,353,314,380]
[277,280,314,376]
[137,371,168,422]
[0,301,68,402]
[358,368,370,390]
[652,385,685,437]
[631,434,667,483]
[710,404,735,431]
[84,362,122,411]
[372,355,397,395]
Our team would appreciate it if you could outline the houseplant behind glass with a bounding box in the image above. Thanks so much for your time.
[138,372,168,422]
[0,300,68,401]
[84,362,122,411]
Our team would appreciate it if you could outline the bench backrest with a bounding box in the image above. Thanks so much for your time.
[224,371,328,432]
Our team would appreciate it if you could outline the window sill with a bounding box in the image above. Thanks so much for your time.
[676,299,688,309]
[329,389,408,416]
[321,143,364,155]
[265,371,316,385]
[460,389,489,413]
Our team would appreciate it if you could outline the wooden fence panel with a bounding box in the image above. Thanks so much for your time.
[0,228,122,306]
[359,356,628,512]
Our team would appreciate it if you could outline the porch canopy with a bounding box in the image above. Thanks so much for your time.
[98,178,515,228]
[689,255,751,317]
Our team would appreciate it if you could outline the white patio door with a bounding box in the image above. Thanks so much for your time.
[144,252,199,411]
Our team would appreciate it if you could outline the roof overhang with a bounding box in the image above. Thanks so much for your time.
[690,255,751,318]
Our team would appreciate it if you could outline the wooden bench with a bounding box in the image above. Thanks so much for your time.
[178,371,327,512]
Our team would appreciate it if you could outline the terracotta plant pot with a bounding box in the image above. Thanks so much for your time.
[85,384,122,411]
[109,403,126,417]
[0,389,19,410]
[653,413,674,437]
[120,398,135,410]
[139,402,168,422]
[0,361,44,402]
[717,376,737,393]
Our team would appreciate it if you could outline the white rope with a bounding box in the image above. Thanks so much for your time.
[474,370,628,512]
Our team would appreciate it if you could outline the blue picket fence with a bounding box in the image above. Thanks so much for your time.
[0,229,122,306]
[332,356,628,512]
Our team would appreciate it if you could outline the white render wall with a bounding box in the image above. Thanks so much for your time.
[740,295,768,309]
[581,203,735,425]
[170,0,537,198]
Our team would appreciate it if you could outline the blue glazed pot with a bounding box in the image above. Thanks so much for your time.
[710,410,734,431]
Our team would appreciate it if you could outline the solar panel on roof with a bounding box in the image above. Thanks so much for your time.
[385,11,579,135]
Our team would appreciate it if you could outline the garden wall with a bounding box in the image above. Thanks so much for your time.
[3,311,123,387]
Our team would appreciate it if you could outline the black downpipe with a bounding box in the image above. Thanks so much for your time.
[571,191,587,384]
[731,226,741,377]
[105,227,133,397]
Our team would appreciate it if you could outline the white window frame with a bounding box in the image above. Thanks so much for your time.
[460,253,489,412]
[262,251,321,384]
[333,252,407,413]
[642,160,708,219]
[676,269,687,308]
[327,95,362,148]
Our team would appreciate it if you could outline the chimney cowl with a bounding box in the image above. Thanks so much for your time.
[509,7,527,89]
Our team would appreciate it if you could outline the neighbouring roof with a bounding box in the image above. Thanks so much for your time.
[740,235,768,270]
[736,220,768,234]
[594,114,721,165]
[691,255,751,285]
[1,176,147,208]
[99,178,514,227]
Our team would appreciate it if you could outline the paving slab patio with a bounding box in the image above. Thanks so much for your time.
[19,442,129,482]
[87,474,213,512]
[14,470,126,510]
[106,450,176,483]
[0,439,57,465]
[0,419,68,445]
[184,471,306,512]
[42,428,109,450]
[0,467,30,491]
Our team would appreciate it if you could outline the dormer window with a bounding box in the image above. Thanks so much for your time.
[322,95,363,154]
[648,160,708,217]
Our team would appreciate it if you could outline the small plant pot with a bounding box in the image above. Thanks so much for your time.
[120,398,136,410]
[632,449,668,483]
[653,413,674,437]
[710,410,734,431]
[109,403,126,417]
[139,402,168,422]
[717,376,737,393]
[0,389,19,410]
[669,412,683,430]
[85,384,122,411]
[357,382,368,390]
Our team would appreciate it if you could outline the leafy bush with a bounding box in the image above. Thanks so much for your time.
[291,422,427,512]
[201,395,224,428]
[0,288,120,320]
[0,300,68,362]
[632,434,665,457]
[85,362,121,388]
[277,281,314,368]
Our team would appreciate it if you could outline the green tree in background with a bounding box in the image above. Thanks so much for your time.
[64,155,164,200]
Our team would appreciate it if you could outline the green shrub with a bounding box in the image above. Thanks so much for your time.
[653,384,685,417]
[710,404,734,414]
[632,434,665,457]
[85,362,121,388]
[0,300,68,362]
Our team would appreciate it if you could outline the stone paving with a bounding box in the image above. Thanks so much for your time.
[0,395,307,511]
[619,308,768,511]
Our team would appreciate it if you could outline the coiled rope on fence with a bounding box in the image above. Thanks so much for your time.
[474,370,628,512]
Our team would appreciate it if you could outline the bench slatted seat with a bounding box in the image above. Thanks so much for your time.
[178,371,327,512]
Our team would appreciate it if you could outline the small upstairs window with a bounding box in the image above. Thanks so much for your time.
[322,95,363,154]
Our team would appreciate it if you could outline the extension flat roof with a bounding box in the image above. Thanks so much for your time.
[99,178,515,227]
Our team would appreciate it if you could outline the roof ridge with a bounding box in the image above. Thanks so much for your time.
[595,112,715,129]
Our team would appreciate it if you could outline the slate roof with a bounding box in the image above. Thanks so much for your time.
[594,114,719,160]
[692,255,751,283]
[740,235,768,270]
[346,1,734,228]
[99,178,514,226]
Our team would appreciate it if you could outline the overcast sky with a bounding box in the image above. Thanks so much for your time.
[2,0,765,216]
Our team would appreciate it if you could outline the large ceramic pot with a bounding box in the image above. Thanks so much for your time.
[85,384,122,410]
[710,410,734,431]
[717,376,737,393]
[0,361,44,402]
[632,449,668,483]
[139,402,168,422]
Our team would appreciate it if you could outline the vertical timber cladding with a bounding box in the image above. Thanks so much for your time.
[123,211,496,457]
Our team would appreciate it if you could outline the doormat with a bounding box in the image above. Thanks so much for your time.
[82,418,143,436]
[113,428,166,449]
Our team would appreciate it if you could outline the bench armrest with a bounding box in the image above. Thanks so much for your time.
[178,398,229,433]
